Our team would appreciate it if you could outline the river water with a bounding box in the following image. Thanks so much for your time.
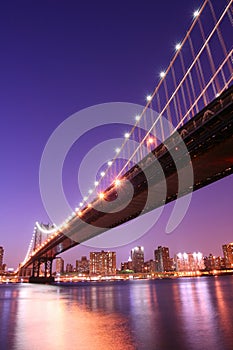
[0,276,233,350]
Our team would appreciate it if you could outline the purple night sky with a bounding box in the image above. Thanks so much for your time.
[0,0,232,269]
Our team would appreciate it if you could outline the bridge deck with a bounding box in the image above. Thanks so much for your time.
[21,86,233,269]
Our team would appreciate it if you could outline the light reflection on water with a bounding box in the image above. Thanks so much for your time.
[0,276,233,350]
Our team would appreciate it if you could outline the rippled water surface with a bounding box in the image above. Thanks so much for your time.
[1,276,233,350]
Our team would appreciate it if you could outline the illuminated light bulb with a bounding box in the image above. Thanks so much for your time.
[175,43,181,51]
[115,147,120,154]
[84,196,88,201]
[88,189,93,194]
[94,181,99,187]
[124,132,130,139]
[108,161,113,166]
[87,203,92,208]
[115,179,121,187]
[147,137,154,144]
[79,202,83,207]
[77,211,82,217]
[99,192,105,199]
[100,171,105,177]
[193,10,199,18]
[75,207,79,212]
[146,95,152,102]
[160,71,166,78]
[135,115,140,121]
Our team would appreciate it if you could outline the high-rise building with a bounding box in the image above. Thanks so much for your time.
[203,254,225,271]
[154,246,172,272]
[0,246,4,272]
[121,256,133,272]
[76,256,89,275]
[55,257,64,274]
[144,259,155,273]
[131,246,144,273]
[90,251,116,276]
[66,263,74,273]
[175,252,204,271]
[222,243,233,268]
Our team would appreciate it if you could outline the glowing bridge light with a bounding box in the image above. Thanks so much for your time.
[175,42,182,51]
[108,160,113,166]
[193,10,199,18]
[79,202,83,206]
[94,181,99,187]
[88,189,93,194]
[99,192,105,199]
[100,171,105,177]
[124,132,130,139]
[146,95,152,102]
[84,196,88,201]
[147,137,155,144]
[115,147,120,154]
[160,71,166,78]
[87,203,92,208]
[135,115,140,121]
[115,179,121,187]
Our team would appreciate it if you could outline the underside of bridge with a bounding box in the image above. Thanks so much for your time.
[20,85,233,282]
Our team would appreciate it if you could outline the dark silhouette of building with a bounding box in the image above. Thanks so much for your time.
[222,243,233,268]
[131,246,144,273]
[0,246,4,272]
[76,256,89,275]
[144,259,155,273]
[154,246,172,272]
[120,257,133,272]
[66,263,74,273]
[55,257,64,274]
[204,254,225,271]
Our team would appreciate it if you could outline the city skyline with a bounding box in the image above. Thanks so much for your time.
[2,238,232,273]
[45,241,233,274]
[1,0,232,269]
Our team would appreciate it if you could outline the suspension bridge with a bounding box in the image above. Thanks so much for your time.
[18,0,233,283]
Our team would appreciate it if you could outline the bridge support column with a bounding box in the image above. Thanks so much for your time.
[29,257,54,284]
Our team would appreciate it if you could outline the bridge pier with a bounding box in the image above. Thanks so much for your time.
[29,257,54,284]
